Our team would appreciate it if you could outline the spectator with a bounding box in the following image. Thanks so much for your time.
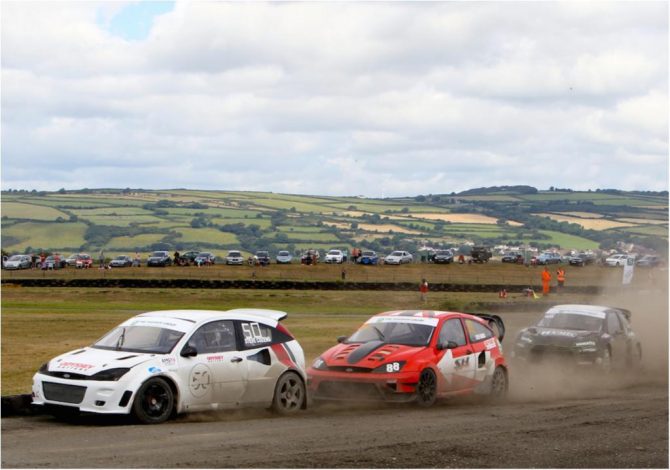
[419,278,429,303]
[99,250,105,269]
[134,252,141,267]
[541,266,552,296]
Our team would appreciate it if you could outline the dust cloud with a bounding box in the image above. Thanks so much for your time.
[507,269,668,403]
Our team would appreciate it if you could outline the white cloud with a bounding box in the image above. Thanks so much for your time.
[1,1,667,195]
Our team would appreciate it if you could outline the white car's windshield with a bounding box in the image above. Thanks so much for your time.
[328,251,341,255]
[537,313,603,332]
[228,251,241,257]
[93,326,185,354]
[8,255,23,261]
[346,322,434,346]
[390,251,403,256]
[278,251,290,256]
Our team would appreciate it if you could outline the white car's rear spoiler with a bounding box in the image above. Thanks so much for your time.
[226,308,288,322]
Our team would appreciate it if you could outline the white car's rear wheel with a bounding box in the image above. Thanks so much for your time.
[132,377,174,424]
[272,372,305,415]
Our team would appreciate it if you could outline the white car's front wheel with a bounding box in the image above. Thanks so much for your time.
[132,377,174,424]
[272,372,305,415]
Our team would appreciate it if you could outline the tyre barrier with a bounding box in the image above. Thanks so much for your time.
[1,394,37,417]
[0,278,604,294]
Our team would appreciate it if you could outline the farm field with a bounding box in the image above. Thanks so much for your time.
[1,188,667,257]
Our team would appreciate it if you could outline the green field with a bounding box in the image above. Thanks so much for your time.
[1,188,666,255]
[1,202,70,221]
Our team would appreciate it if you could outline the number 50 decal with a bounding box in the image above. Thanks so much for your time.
[242,322,271,345]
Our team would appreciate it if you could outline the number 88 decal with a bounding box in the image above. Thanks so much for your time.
[386,362,401,373]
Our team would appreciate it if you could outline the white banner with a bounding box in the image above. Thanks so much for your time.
[622,256,635,285]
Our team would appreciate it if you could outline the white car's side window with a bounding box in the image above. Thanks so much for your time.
[190,321,237,354]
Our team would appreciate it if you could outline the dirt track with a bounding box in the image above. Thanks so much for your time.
[3,289,668,468]
[2,376,667,468]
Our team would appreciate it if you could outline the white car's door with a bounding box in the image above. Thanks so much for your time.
[178,320,246,411]
[237,320,286,405]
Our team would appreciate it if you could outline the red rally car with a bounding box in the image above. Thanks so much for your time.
[307,310,508,406]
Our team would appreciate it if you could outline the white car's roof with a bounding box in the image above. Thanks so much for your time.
[136,309,288,325]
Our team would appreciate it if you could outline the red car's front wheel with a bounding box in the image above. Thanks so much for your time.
[416,369,437,407]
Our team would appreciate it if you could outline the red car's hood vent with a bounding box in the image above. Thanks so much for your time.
[327,342,423,367]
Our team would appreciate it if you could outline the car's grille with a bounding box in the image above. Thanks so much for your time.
[317,381,382,399]
[529,345,575,362]
[43,371,90,380]
[42,382,87,404]
[324,366,373,373]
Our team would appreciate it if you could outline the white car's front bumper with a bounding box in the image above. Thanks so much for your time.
[32,373,136,415]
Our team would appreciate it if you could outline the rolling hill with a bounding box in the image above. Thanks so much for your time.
[1,187,667,256]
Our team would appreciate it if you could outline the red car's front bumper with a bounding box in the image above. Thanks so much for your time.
[307,367,422,402]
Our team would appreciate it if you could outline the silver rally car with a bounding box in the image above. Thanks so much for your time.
[32,309,307,423]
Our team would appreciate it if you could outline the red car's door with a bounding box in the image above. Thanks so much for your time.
[463,318,497,386]
[435,318,477,392]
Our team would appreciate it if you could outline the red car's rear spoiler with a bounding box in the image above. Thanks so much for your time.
[467,313,506,342]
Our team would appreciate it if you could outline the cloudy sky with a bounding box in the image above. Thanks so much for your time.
[2,1,668,197]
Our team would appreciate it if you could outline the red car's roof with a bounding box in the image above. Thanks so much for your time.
[374,310,466,319]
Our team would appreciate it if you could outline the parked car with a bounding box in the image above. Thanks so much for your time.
[308,310,507,406]
[384,251,413,265]
[636,255,661,268]
[300,250,320,265]
[358,251,379,265]
[512,304,641,372]
[147,251,172,267]
[43,255,66,270]
[569,252,595,267]
[537,252,562,265]
[276,251,293,264]
[109,255,133,268]
[605,254,629,267]
[225,250,245,265]
[4,254,32,270]
[432,250,454,264]
[179,251,200,266]
[470,246,492,263]
[65,254,80,267]
[32,308,307,424]
[194,252,216,266]
[75,254,93,269]
[324,250,344,264]
[501,252,524,264]
[255,251,271,266]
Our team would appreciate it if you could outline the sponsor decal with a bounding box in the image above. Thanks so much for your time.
[59,361,95,371]
[484,338,497,350]
[454,355,470,370]
[148,366,162,374]
[368,316,439,327]
[540,330,576,337]
[207,355,226,363]
[161,357,176,366]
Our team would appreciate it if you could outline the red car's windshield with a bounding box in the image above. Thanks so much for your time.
[346,321,434,346]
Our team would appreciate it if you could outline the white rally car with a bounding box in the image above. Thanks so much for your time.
[32,309,307,424]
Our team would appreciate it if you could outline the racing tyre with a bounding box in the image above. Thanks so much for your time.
[488,366,508,401]
[132,377,174,424]
[272,372,305,415]
[416,369,437,407]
